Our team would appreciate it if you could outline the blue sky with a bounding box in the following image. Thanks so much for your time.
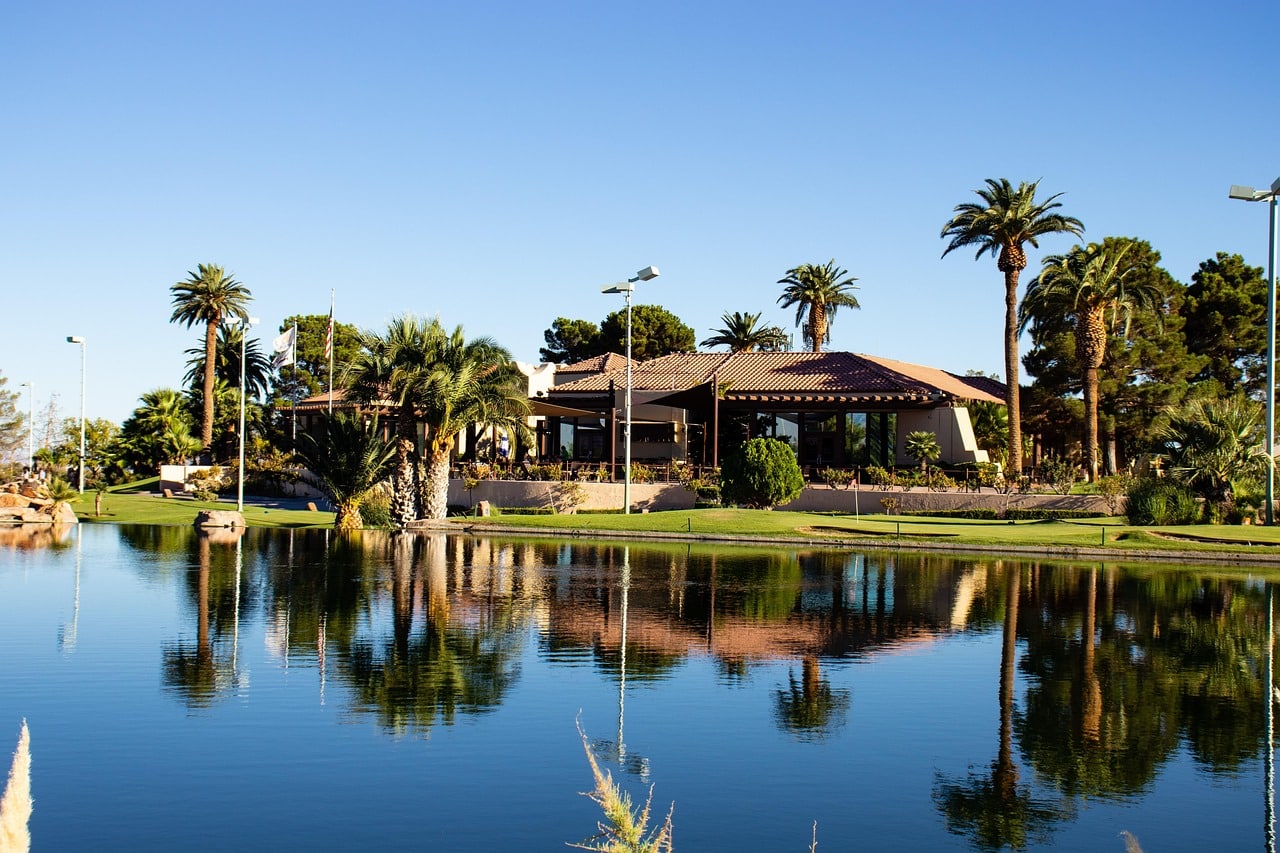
[2,0,1278,427]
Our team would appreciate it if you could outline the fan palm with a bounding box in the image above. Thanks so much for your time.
[1020,240,1161,481]
[904,430,942,473]
[776,260,860,352]
[701,311,789,352]
[941,179,1084,477]
[416,322,531,520]
[345,316,437,527]
[1156,395,1273,520]
[296,413,395,530]
[169,264,252,449]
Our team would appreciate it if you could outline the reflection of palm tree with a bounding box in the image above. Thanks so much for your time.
[163,533,235,706]
[936,564,1064,849]
[773,656,850,741]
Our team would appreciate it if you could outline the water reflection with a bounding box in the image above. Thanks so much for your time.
[113,527,1279,847]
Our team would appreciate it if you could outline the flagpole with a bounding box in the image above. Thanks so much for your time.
[291,323,298,446]
[327,289,335,416]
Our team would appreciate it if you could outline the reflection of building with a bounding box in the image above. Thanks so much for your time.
[543,351,1003,469]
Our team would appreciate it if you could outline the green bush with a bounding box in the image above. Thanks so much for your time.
[720,438,804,509]
[902,508,999,519]
[816,467,856,489]
[1125,477,1201,525]
[1004,508,1107,520]
[359,490,392,529]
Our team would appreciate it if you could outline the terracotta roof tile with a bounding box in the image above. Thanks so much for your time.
[556,353,635,374]
[549,351,1004,403]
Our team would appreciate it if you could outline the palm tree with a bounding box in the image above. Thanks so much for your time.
[345,316,436,527]
[700,311,789,352]
[941,179,1084,478]
[117,388,202,472]
[904,430,942,473]
[1156,395,1273,520]
[295,413,396,530]
[776,260,860,352]
[1020,240,1161,482]
[416,321,530,520]
[183,323,272,402]
[169,264,252,450]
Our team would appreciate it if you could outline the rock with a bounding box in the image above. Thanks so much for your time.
[477,500,491,517]
[0,493,28,508]
[193,510,245,529]
[51,503,78,524]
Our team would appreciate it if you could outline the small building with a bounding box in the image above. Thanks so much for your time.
[541,351,1004,471]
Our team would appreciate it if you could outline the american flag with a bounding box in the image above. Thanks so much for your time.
[324,307,334,360]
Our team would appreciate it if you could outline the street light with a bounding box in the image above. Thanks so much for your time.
[18,381,33,473]
[1230,178,1280,525]
[226,317,260,512]
[65,336,86,493]
[602,265,660,514]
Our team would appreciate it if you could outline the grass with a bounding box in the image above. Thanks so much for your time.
[67,480,336,529]
[448,507,1280,559]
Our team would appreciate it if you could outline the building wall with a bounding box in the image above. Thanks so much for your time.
[895,407,989,467]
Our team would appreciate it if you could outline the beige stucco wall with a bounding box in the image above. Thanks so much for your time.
[895,407,989,467]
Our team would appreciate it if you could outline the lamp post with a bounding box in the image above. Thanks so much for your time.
[227,317,260,512]
[65,336,86,492]
[1230,178,1280,525]
[18,381,33,473]
[602,266,660,514]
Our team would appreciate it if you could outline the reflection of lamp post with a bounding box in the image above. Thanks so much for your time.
[1229,179,1280,525]
[1267,584,1275,853]
[602,266,660,514]
[65,336,86,492]
[19,381,33,472]
[226,317,260,512]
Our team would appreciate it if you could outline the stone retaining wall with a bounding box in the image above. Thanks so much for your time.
[448,479,1113,516]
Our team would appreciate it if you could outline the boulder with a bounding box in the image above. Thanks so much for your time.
[193,510,245,529]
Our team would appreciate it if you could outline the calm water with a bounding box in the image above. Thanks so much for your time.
[0,524,1276,851]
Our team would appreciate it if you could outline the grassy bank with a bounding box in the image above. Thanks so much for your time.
[442,507,1280,558]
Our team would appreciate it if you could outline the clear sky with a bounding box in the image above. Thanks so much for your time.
[2,0,1278,428]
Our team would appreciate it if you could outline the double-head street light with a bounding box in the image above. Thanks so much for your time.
[602,266,660,514]
[1230,178,1280,525]
[227,317,260,512]
[65,336,86,492]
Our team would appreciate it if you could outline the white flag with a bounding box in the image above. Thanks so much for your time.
[272,326,296,369]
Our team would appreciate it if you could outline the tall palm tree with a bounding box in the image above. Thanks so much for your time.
[296,413,396,530]
[169,264,252,449]
[776,260,860,352]
[1020,240,1161,481]
[701,311,789,352]
[941,179,1084,477]
[416,321,530,520]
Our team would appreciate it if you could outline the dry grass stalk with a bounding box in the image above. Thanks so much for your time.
[1120,830,1143,853]
[571,720,673,853]
[0,720,32,853]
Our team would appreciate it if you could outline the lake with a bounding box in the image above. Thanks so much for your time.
[0,524,1275,851]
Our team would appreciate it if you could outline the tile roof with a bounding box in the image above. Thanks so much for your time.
[548,351,1004,404]
[556,353,635,375]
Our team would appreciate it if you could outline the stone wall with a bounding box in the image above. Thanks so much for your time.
[447,479,1113,516]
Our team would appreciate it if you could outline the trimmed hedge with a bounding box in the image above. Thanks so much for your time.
[1004,508,1106,520]
[902,508,999,520]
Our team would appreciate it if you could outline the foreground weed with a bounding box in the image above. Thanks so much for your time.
[571,720,673,853]
[0,720,31,853]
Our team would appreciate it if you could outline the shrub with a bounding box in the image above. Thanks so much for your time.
[629,463,655,484]
[1039,454,1079,495]
[865,466,895,490]
[816,467,856,489]
[1004,508,1107,520]
[902,508,998,519]
[923,471,955,491]
[1125,477,1201,525]
[359,489,393,529]
[720,438,804,509]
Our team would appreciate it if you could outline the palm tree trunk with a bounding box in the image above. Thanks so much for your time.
[390,404,420,527]
[201,318,218,449]
[423,449,452,520]
[809,304,827,352]
[334,501,363,531]
[1083,366,1100,483]
[1002,270,1023,478]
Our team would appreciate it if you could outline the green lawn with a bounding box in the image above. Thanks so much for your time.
[61,481,1280,560]
[445,507,1280,558]
[74,482,336,529]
